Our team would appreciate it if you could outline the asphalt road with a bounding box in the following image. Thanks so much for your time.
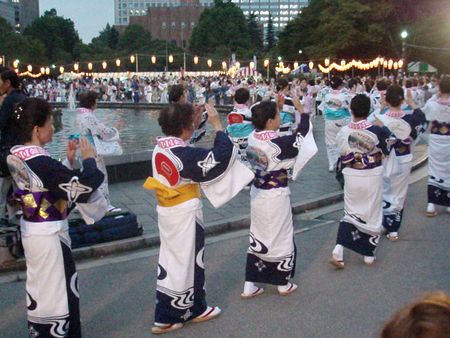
[0,177,448,338]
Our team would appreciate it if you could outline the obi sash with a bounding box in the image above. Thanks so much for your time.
[341,152,382,170]
[143,177,201,207]
[431,121,450,136]
[393,139,412,156]
[13,190,68,222]
[253,169,288,190]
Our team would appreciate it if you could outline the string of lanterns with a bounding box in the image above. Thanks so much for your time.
[318,57,404,74]
[9,54,405,78]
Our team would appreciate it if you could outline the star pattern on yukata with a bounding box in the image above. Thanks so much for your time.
[197,152,220,177]
[351,230,361,241]
[181,309,192,321]
[434,190,441,198]
[255,260,266,272]
[58,177,92,203]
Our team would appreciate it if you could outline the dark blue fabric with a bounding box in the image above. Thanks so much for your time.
[155,222,207,324]
[0,90,26,146]
[427,183,449,207]
[23,156,104,203]
[172,131,234,183]
[382,204,404,233]
[366,125,394,155]
[270,114,310,161]
[336,221,378,256]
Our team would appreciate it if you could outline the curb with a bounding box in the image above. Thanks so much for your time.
[0,153,428,273]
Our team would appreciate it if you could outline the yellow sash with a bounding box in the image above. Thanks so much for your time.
[143,177,200,207]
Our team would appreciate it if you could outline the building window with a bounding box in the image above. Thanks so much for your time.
[162,22,166,29]
[171,21,176,28]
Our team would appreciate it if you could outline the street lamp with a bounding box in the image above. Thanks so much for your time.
[401,30,408,74]
[298,49,302,55]
[277,56,282,61]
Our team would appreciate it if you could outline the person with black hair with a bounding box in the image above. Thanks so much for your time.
[168,84,187,104]
[241,100,317,298]
[319,76,352,172]
[422,77,450,216]
[330,94,393,268]
[225,87,254,165]
[370,79,389,114]
[7,98,106,338]
[75,91,122,213]
[144,103,253,334]
[273,78,304,137]
[0,69,27,220]
[373,85,427,241]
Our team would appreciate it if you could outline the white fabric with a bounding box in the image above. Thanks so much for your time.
[383,160,412,213]
[156,198,202,305]
[292,122,318,180]
[20,218,68,236]
[325,118,349,167]
[201,159,254,208]
[250,189,294,258]
[22,230,71,322]
[342,167,384,235]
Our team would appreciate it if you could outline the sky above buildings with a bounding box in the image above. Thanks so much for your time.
[40,0,114,43]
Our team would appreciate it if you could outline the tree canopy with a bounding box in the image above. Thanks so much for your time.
[189,0,253,58]
[0,17,46,65]
[276,0,450,72]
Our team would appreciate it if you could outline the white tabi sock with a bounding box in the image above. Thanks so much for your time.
[277,282,293,293]
[427,203,435,213]
[243,281,258,295]
[332,244,344,261]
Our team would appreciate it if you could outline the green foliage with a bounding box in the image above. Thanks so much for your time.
[91,23,119,50]
[247,13,264,55]
[0,17,46,66]
[265,14,275,51]
[117,25,152,53]
[189,0,252,58]
[277,0,450,72]
[23,9,81,63]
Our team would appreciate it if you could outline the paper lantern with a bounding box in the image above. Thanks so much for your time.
[102,61,107,69]
[88,62,93,71]
[264,59,269,68]
[309,61,314,69]
[27,65,32,72]
[74,63,79,72]
[116,59,121,67]
[222,61,227,70]
[13,60,19,68]
[40,67,45,74]
[341,60,346,66]
[207,59,212,68]
[398,60,404,68]
[235,61,240,69]
[59,66,64,74]
[393,62,398,70]
[249,61,255,69]
[168,55,174,63]
[383,61,388,68]
[151,56,156,64]
[294,61,299,69]
[45,67,50,75]
[324,58,330,67]
[194,56,199,64]
[130,55,135,63]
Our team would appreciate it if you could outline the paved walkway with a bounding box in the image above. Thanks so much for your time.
[109,118,427,234]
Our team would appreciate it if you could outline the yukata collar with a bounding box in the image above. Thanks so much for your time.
[10,145,50,161]
[156,136,186,149]
[349,120,372,129]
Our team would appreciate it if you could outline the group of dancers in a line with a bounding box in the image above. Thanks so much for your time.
[2,65,449,336]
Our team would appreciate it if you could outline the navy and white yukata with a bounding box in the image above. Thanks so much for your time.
[244,115,317,285]
[423,98,450,207]
[7,145,106,337]
[335,121,393,257]
[374,109,427,234]
[144,132,253,325]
